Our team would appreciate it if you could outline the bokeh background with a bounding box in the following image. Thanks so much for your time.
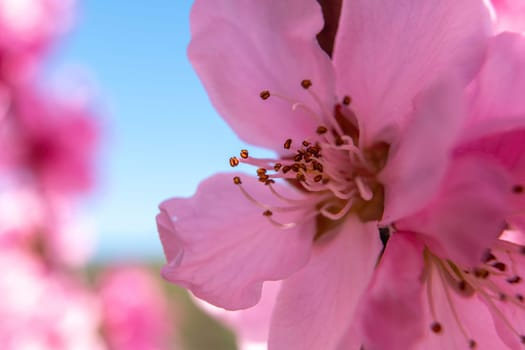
[0,0,262,348]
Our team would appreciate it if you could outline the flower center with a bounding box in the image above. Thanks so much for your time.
[229,79,390,238]
[424,243,525,348]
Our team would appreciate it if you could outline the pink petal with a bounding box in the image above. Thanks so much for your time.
[188,0,335,149]
[416,255,508,350]
[268,216,382,350]
[333,0,491,141]
[157,173,315,310]
[491,0,525,33]
[380,79,465,223]
[356,233,426,350]
[398,156,511,266]
[468,33,525,126]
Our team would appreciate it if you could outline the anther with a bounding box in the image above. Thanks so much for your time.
[520,246,525,255]
[274,163,282,172]
[316,126,328,135]
[284,139,292,150]
[431,322,442,334]
[516,294,524,302]
[302,140,311,147]
[458,280,467,291]
[282,166,292,174]
[314,175,323,182]
[296,173,306,182]
[473,268,490,279]
[342,95,352,106]
[263,210,273,217]
[499,293,508,302]
[233,176,242,185]
[491,262,506,272]
[507,275,522,284]
[512,184,524,194]
[260,90,270,100]
[482,250,496,263]
[520,335,525,344]
[301,79,312,89]
[469,339,477,348]
[256,168,267,176]
[229,157,240,167]
[264,179,275,185]
[240,149,249,159]
[294,153,303,162]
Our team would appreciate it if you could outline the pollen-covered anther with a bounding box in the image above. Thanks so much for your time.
[284,139,292,150]
[302,140,311,147]
[300,79,312,89]
[468,339,477,348]
[342,95,352,106]
[316,125,328,135]
[516,294,524,302]
[274,163,282,172]
[473,268,490,279]
[260,90,270,100]
[314,174,323,183]
[263,209,273,217]
[256,168,267,176]
[491,262,506,272]
[240,149,249,159]
[430,322,443,334]
[506,275,522,284]
[229,157,240,167]
[233,176,242,185]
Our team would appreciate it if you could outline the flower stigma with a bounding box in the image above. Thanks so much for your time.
[229,79,390,240]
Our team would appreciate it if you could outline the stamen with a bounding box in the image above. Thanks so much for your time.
[260,90,270,100]
[240,149,249,159]
[355,176,373,201]
[284,139,292,150]
[229,157,240,167]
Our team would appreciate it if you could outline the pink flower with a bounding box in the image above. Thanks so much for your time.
[157,0,503,348]
[0,0,74,83]
[97,266,174,350]
[491,0,525,33]
[1,86,98,195]
[355,32,525,349]
[0,250,104,350]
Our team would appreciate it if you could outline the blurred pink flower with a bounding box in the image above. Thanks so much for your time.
[0,86,98,195]
[157,0,504,348]
[0,250,104,350]
[0,0,74,83]
[98,266,174,350]
[491,0,525,33]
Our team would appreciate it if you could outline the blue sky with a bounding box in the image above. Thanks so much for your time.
[47,1,266,260]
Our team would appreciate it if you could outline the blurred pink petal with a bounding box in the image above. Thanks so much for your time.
[98,266,173,350]
[491,0,525,33]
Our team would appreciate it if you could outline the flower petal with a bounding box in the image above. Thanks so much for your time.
[492,0,525,33]
[333,0,491,140]
[188,0,335,149]
[380,79,465,223]
[268,216,382,350]
[398,156,511,266]
[356,233,426,350]
[469,33,525,125]
[157,173,315,310]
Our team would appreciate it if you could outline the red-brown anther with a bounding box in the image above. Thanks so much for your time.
[301,79,312,89]
[458,280,467,291]
[313,161,324,172]
[298,163,307,171]
[520,335,525,344]
[513,184,524,194]
[492,262,507,272]
[260,90,270,100]
[314,174,323,182]
[294,153,303,162]
[482,250,496,263]
[431,322,442,333]
[520,246,525,255]
[282,165,292,174]
[517,294,524,302]
[256,168,267,176]
[229,157,240,167]
[291,164,300,172]
[316,126,328,134]
[274,163,282,171]
[342,95,352,106]
[302,140,311,147]
[304,154,312,163]
[233,176,242,185]
[499,293,508,302]
[296,173,306,182]
[335,136,344,146]
[265,179,275,185]
[263,210,273,217]
[469,340,477,349]
[258,174,269,182]
[474,268,490,279]
[284,139,292,149]
[506,275,522,284]
[240,149,249,159]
